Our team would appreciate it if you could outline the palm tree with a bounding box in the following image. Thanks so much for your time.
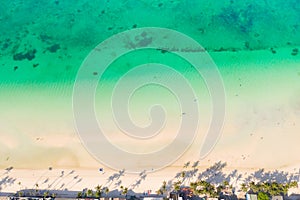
[120,185,128,195]
[43,191,50,199]
[190,182,197,194]
[173,181,182,191]
[51,193,57,198]
[104,187,109,195]
[18,181,22,191]
[205,181,217,197]
[241,183,248,193]
[241,181,298,197]
[249,182,259,193]
[17,191,23,197]
[35,183,39,194]
[95,185,102,198]
[191,180,217,198]
[157,181,167,195]
[77,191,83,198]
[223,181,230,187]
[87,189,94,198]
[262,182,271,194]
[257,192,269,200]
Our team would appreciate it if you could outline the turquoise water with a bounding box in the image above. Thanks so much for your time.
[0,0,300,83]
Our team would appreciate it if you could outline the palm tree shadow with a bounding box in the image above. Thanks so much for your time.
[158,161,300,194]
[197,161,227,185]
[165,161,228,189]
[34,167,52,187]
[65,175,80,189]
[0,166,14,180]
[114,180,122,188]
[130,170,147,190]
[48,170,65,189]
[0,167,16,191]
[53,170,76,190]
[69,178,82,189]
[244,168,300,184]
[105,169,125,188]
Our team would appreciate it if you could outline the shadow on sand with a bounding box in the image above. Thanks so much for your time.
[161,161,299,193]
[0,167,16,191]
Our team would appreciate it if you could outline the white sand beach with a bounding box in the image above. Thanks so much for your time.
[0,47,300,197]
